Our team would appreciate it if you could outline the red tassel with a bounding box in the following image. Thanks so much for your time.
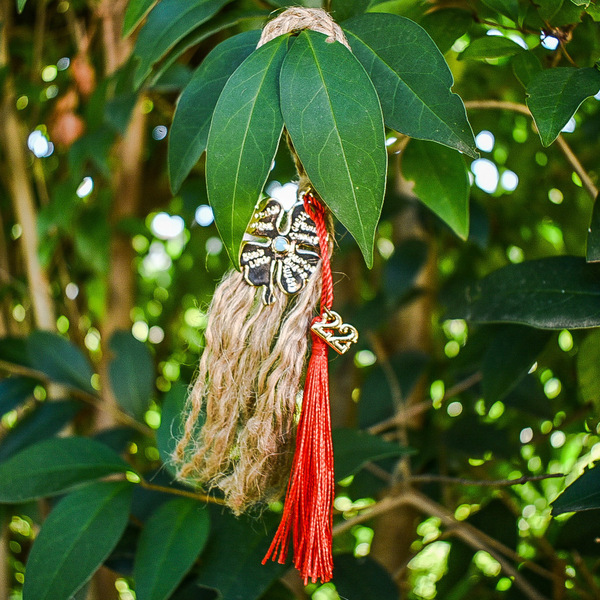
[263,193,335,584]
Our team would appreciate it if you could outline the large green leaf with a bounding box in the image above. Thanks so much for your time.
[481,0,520,20]
[134,498,210,600]
[206,35,288,265]
[334,555,399,600]
[343,13,477,157]
[577,330,600,409]
[156,382,189,477]
[27,331,95,394]
[447,256,600,329]
[459,36,525,60]
[0,437,130,503]
[586,193,600,262]
[22,481,133,600]
[108,331,154,421]
[402,140,469,239]
[553,466,599,515]
[168,30,261,193]
[133,0,234,88]
[0,400,80,461]
[0,376,37,414]
[482,325,551,404]
[333,428,411,480]
[280,30,387,268]
[122,0,158,37]
[194,508,286,600]
[527,67,600,146]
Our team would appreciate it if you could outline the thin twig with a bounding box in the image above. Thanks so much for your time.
[408,472,564,487]
[464,100,599,200]
[138,478,226,505]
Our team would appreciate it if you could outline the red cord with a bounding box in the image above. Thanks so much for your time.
[263,190,335,584]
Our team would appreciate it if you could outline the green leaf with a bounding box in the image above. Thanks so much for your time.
[0,437,131,503]
[553,466,599,515]
[577,330,600,409]
[108,331,154,421]
[134,498,210,600]
[512,51,543,87]
[194,508,286,600]
[169,30,260,193]
[22,481,133,600]
[0,400,81,461]
[333,428,411,480]
[0,377,37,414]
[133,0,234,88]
[123,0,158,37]
[334,555,399,600]
[402,140,470,239]
[419,8,472,55]
[27,331,95,394]
[482,326,551,404]
[206,35,288,265]
[280,30,387,268]
[481,0,520,20]
[16,0,27,13]
[330,0,371,21]
[447,256,600,329]
[587,194,600,262]
[343,13,477,157]
[527,67,600,146]
[460,36,525,60]
[157,382,189,477]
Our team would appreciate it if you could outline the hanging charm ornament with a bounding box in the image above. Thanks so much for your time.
[172,5,358,586]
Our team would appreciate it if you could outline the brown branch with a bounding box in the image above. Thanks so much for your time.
[138,478,226,505]
[464,100,599,201]
[408,472,565,487]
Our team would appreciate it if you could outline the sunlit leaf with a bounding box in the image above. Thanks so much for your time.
[122,0,158,37]
[527,67,600,146]
[553,466,599,515]
[334,555,399,600]
[280,30,387,268]
[169,30,261,193]
[447,256,600,329]
[134,498,210,600]
[108,331,154,421]
[133,0,234,88]
[22,481,133,600]
[343,13,477,157]
[402,140,470,239]
[16,0,27,13]
[333,428,411,480]
[206,35,288,265]
[460,36,525,60]
[27,331,95,394]
[0,400,80,461]
[0,437,131,503]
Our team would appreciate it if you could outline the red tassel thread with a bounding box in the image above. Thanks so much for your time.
[263,192,335,584]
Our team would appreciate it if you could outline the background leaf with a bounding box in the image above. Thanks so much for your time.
[157,382,189,477]
[206,35,287,265]
[577,329,600,408]
[460,36,525,60]
[280,30,387,268]
[23,481,133,600]
[419,8,472,55]
[122,0,158,37]
[553,466,599,515]
[446,256,600,329]
[333,554,399,600]
[586,193,600,262]
[133,0,234,87]
[0,437,131,503]
[108,331,154,421]
[0,377,37,414]
[343,13,477,157]
[527,67,600,146]
[134,498,210,600]
[402,140,470,239]
[481,0,520,20]
[27,331,95,394]
[168,30,260,193]
[333,428,411,480]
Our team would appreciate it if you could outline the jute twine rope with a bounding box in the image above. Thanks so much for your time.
[257,7,350,50]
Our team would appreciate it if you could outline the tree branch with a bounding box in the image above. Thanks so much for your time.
[138,478,226,505]
[464,100,599,201]
[408,472,564,487]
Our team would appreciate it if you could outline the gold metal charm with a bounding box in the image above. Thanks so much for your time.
[310,307,359,355]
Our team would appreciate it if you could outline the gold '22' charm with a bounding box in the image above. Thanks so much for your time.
[311,307,359,355]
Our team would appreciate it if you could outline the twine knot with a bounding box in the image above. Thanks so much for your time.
[257,7,351,50]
